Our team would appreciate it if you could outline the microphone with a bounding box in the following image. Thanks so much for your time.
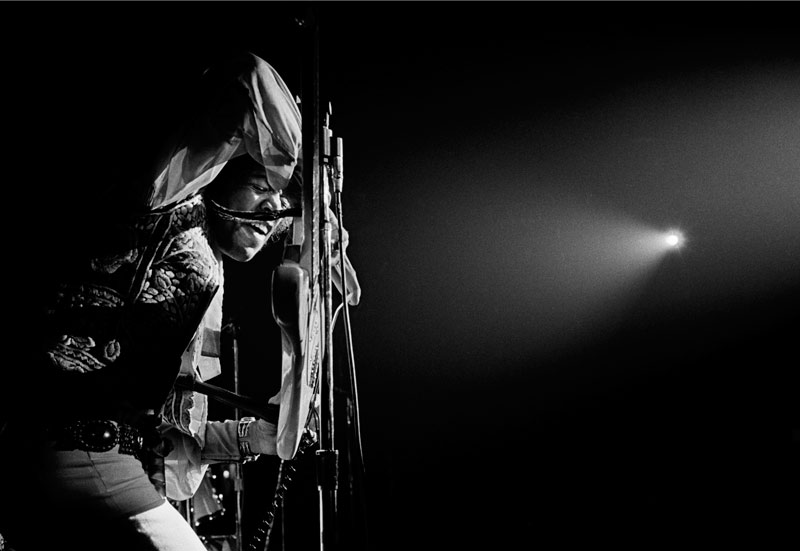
[207,199,302,223]
[333,137,344,194]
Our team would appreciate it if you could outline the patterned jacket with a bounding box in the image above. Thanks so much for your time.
[42,194,221,426]
[39,52,301,427]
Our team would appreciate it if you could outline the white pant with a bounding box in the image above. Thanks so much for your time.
[126,501,209,551]
[2,501,209,551]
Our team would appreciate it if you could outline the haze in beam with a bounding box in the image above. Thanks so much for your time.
[507,197,683,350]
[408,188,686,374]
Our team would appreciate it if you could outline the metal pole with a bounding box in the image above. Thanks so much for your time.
[230,323,245,551]
[299,8,339,550]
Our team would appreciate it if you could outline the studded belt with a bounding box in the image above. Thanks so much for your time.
[51,420,144,458]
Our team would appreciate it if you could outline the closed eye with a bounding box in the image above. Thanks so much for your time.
[250,184,273,194]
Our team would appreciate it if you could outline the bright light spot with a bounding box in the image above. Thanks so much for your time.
[664,230,685,249]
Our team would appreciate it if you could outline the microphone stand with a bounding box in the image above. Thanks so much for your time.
[228,322,245,551]
[300,8,365,549]
[297,9,339,550]
[318,100,339,551]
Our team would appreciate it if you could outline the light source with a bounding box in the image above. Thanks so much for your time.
[664,229,685,249]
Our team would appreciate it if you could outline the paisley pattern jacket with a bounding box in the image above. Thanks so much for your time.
[41,194,221,424]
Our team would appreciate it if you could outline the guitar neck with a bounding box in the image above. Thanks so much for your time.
[175,376,279,424]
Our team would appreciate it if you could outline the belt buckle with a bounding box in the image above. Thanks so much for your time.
[74,420,119,452]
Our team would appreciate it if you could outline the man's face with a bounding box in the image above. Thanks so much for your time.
[207,158,292,262]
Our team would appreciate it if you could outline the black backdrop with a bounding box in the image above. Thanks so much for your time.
[4,3,796,550]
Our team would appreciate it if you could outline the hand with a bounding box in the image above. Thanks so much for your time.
[326,207,349,261]
[240,418,277,456]
[327,207,361,305]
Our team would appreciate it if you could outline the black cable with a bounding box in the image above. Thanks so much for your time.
[333,193,365,474]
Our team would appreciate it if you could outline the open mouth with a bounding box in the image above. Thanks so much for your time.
[247,222,271,236]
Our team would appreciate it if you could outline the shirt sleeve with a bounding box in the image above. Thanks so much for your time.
[162,418,243,501]
[160,277,244,500]
[162,424,208,501]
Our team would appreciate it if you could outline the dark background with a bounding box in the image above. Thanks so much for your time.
[4,2,796,550]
